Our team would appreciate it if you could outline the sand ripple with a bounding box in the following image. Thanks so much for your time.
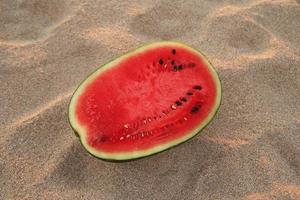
[0,0,81,44]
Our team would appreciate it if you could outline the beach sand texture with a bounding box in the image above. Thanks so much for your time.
[1,0,300,199]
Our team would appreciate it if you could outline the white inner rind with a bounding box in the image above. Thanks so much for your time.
[68,41,222,160]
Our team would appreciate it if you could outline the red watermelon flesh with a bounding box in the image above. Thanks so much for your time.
[68,42,221,160]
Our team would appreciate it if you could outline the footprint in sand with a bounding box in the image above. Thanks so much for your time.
[204,14,271,58]
[0,0,80,44]
[130,1,221,39]
[249,1,300,54]
[262,124,300,176]
[227,20,270,51]
[203,1,300,58]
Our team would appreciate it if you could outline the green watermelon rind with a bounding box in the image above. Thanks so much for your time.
[68,41,222,161]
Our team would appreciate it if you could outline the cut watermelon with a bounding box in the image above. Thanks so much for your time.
[68,42,221,160]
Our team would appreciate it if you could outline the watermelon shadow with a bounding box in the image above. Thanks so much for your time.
[46,134,228,199]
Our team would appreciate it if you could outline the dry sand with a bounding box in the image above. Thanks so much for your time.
[1,0,300,199]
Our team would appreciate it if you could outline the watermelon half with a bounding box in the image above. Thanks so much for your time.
[68,42,221,161]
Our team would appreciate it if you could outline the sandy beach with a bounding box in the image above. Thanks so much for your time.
[1,0,299,199]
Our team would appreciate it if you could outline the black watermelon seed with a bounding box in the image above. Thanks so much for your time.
[180,97,187,102]
[178,65,183,70]
[175,101,182,106]
[187,92,193,96]
[172,49,176,55]
[159,59,164,65]
[193,85,202,90]
[188,63,196,68]
[173,66,178,71]
[190,106,199,114]
[171,60,175,65]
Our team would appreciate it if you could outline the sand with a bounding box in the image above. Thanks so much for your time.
[0,0,299,199]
